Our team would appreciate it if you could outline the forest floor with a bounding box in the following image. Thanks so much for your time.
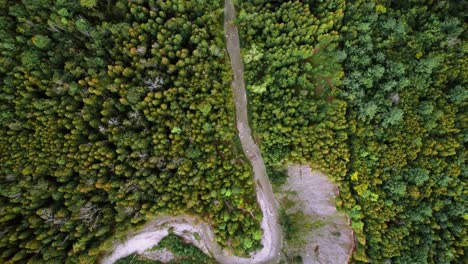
[280,165,354,264]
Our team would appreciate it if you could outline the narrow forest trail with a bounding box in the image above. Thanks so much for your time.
[100,0,282,263]
[219,0,283,261]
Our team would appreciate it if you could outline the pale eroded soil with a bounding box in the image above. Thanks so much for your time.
[283,165,354,264]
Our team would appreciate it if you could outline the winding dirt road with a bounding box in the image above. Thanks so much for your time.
[100,0,282,263]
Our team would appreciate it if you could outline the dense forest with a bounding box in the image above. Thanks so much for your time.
[340,1,466,262]
[238,0,466,263]
[0,0,466,263]
[0,0,263,262]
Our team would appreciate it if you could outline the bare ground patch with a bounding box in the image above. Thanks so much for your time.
[279,165,354,264]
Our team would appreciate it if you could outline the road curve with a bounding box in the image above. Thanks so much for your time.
[100,0,282,263]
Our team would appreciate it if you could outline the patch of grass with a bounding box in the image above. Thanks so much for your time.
[279,210,311,247]
[280,255,303,264]
[309,219,327,230]
[279,209,311,264]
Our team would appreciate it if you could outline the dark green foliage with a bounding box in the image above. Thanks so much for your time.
[338,1,467,263]
[278,199,312,263]
[278,193,313,250]
[266,165,288,187]
[279,255,303,264]
[279,209,301,242]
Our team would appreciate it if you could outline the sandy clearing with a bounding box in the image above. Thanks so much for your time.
[284,165,354,264]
